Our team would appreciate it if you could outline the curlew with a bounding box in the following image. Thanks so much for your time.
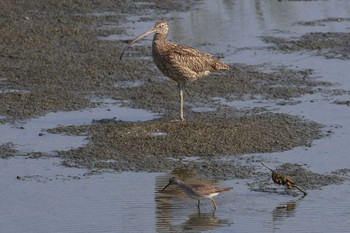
[162,177,233,210]
[120,20,231,121]
[261,163,307,196]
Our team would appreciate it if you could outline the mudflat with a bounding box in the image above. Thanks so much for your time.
[1,0,349,190]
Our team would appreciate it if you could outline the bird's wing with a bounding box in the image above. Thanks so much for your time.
[164,44,220,72]
[190,183,230,195]
[189,184,215,195]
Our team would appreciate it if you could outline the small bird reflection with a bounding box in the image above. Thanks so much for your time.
[181,210,231,232]
[273,200,297,219]
[272,196,305,229]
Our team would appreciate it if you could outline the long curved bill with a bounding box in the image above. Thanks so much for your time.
[119,27,157,60]
[162,181,171,191]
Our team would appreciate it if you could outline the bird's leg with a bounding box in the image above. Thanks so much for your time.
[209,198,217,210]
[294,185,308,196]
[197,200,200,209]
[178,84,185,121]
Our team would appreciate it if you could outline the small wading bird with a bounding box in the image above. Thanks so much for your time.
[120,20,231,121]
[261,162,307,196]
[162,177,233,210]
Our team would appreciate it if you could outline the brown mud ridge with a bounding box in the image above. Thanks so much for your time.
[1,1,350,191]
[49,113,322,171]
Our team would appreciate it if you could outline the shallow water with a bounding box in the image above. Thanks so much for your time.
[0,157,161,233]
[2,0,350,232]
[1,157,349,233]
[0,99,156,153]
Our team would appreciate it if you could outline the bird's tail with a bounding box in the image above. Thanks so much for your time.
[217,187,233,193]
[215,62,231,71]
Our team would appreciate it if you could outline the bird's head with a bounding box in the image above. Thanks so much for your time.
[120,20,169,60]
[153,20,169,37]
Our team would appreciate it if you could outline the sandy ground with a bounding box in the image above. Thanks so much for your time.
[1,0,350,191]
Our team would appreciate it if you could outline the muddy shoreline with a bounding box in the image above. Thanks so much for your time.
[1,1,350,191]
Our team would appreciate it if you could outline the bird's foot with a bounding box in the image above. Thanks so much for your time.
[169,118,185,123]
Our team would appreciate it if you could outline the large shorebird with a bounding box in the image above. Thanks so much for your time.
[162,177,233,210]
[120,20,230,121]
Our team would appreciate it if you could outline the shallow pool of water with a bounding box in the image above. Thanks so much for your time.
[0,99,157,153]
[0,157,162,233]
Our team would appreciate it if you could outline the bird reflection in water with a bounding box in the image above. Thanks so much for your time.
[272,195,306,230]
[181,210,232,232]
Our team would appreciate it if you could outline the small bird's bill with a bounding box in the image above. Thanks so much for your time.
[119,27,157,60]
[261,162,274,172]
[162,182,171,191]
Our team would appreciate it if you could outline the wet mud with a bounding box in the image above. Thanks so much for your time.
[1,1,349,191]
[0,143,19,159]
[263,18,350,60]
[49,113,322,172]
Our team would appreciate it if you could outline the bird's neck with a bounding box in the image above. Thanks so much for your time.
[153,33,167,46]
[175,180,191,190]
[152,34,169,58]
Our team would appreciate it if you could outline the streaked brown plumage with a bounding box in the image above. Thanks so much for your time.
[120,20,231,121]
[162,177,233,210]
[261,162,307,196]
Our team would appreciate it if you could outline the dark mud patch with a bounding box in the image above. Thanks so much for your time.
[262,32,350,59]
[49,113,323,174]
[296,17,350,26]
[333,100,350,107]
[0,145,52,159]
[332,168,350,178]
[0,143,19,158]
[249,163,347,195]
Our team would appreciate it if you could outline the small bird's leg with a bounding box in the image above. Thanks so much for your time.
[209,198,217,210]
[294,185,308,196]
[178,83,184,121]
[197,200,200,209]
